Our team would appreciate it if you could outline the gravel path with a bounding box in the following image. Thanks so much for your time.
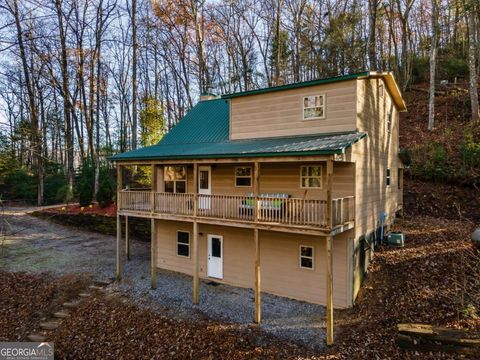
[0,206,327,350]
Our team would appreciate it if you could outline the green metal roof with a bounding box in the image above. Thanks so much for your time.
[160,98,229,145]
[110,131,366,161]
[222,71,369,99]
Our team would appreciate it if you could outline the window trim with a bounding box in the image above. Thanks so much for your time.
[302,94,326,121]
[379,83,384,97]
[386,168,391,187]
[164,166,188,193]
[300,165,323,189]
[234,166,252,188]
[176,230,190,258]
[299,245,314,270]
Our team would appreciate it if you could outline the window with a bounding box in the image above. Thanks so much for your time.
[303,95,325,120]
[299,245,314,269]
[379,84,384,97]
[387,111,392,134]
[300,166,322,188]
[177,231,190,257]
[235,167,252,187]
[398,168,403,189]
[386,168,391,187]
[164,166,187,193]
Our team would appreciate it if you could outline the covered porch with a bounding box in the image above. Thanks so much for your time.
[114,156,353,346]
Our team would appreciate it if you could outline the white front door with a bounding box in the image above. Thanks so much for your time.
[207,235,223,279]
[198,166,211,210]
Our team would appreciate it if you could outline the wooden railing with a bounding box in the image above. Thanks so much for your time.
[118,191,354,229]
[332,196,355,226]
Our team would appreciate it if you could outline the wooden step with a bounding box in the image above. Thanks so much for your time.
[39,321,58,330]
[397,323,480,354]
[63,301,80,309]
[27,334,46,342]
[88,285,104,291]
[53,311,70,319]
[95,279,112,286]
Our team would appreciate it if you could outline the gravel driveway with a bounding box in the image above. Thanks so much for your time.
[0,206,327,350]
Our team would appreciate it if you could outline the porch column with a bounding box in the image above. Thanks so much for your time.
[151,164,158,289]
[125,216,130,260]
[253,161,261,323]
[326,158,334,345]
[254,228,261,323]
[115,163,122,282]
[193,163,199,304]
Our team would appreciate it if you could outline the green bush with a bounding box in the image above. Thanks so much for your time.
[96,169,115,208]
[77,160,95,206]
[1,168,37,202]
[43,173,68,205]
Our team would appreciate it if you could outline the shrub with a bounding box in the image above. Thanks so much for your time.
[1,169,36,202]
[44,173,68,205]
[96,170,115,208]
[77,160,95,206]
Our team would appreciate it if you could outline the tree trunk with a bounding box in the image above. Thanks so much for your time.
[131,0,138,150]
[468,0,480,123]
[428,0,438,131]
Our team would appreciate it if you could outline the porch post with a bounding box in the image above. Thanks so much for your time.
[115,163,122,282]
[151,164,158,289]
[326,158,334,345]
[125,216,130,260]
[193,163,199,304]
[254,228,261,323]
[253,162,261,323]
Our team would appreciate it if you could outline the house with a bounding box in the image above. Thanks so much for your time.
[110,71,407,345]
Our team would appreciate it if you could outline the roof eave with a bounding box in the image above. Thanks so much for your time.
[361,71,407,112]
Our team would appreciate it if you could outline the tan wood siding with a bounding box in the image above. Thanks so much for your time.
[155,219,351,308]
[230,80,357,140]
[347,77,402,302]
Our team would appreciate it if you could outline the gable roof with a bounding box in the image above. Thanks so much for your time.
[110,72,409,162]
[109,97,365,162]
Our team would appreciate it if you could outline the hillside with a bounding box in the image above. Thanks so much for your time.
[400,82,480,222]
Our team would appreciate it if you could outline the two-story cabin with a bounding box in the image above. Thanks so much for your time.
[110,71,407,344]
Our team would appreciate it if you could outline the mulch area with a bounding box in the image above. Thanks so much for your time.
[42,203,117,217]
[0,271,90,341]
[327,216,480,359]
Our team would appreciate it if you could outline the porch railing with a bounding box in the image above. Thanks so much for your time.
[118,191,354,229]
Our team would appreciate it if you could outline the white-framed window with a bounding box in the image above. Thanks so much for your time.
[299,245,314,269]
[164,166,187,193]
[386,168,391,187]
[176,231,190,257]
[302,94,326,120]
[300,166,322,189]
[235,167,252,187]
[387,111,392,134]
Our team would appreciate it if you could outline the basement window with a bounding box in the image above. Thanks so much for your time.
[300,166,322,188]
[164,166,187,193]
[177,231,190,257]
[235,167,252,187]
[386,168,391,187]
[303,95,325,120]
[299,245,314,269]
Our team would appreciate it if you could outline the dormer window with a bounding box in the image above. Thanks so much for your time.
[303,95,325,120]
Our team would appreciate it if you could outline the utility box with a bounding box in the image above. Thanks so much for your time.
[388,232,405,247]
